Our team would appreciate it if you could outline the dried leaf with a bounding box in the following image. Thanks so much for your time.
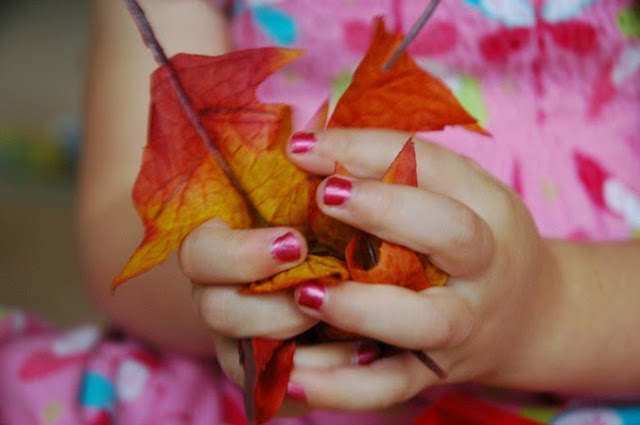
[328,17,479,132]
[345,141,447,290]
[240,338,296,425]
[113,49,316,288]
[243,255,349,294]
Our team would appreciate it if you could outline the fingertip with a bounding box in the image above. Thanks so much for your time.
[286,131,331,176]
[289,131,318,155]
[294,283,326,316]
[318,175,355,208]
[286,381,307,403]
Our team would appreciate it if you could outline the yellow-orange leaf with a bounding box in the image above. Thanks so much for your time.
[243,255,349,294]
[113,49,314,289]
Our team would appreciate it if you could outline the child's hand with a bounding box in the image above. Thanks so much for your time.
[178,128,562,411]
[282,129,563,410]
[178,217,374,390]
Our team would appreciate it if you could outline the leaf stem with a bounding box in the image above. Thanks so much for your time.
[241,338,257,425]
[124,0,267,226]
[412,349,447,379]
[383,0,441,71]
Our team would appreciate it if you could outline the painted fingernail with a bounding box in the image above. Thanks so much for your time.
[355,340,381,366]
[297,283,325,309]
[290,131,317,154]
[270,232,301,262]
[323,176,352,206]
[287,381,307,402]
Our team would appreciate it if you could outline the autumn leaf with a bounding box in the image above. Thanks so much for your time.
[113,48,321,288]
[344,140,447,290]
[243,255,349,294]
[328,17,479,132]
[240,338,296,425]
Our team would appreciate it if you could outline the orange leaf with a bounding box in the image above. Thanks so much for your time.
[328,17,479,132]
[345,140,447,290]
[113,49,317,288]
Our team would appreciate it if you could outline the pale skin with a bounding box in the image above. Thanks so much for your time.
[80,0,640,416]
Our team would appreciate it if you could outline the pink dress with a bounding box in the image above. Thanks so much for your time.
[1,1,638,424]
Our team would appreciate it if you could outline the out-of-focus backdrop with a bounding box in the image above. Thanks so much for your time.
[0,0,103,326]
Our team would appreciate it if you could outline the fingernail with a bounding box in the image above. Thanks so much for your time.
[297,283,325,309]
[323,176,352,206]
[290,131,317,154]
[287,381,307,402]
[355,340,381,365]
[270,232,301,262]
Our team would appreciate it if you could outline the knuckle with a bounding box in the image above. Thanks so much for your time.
[447,206,483,251]
[178,228,201,278]
[487,185,522,231]
[226,232,254,276]
[335,133,357,165]
[317,130,352,167]
[387,368,423,405]
[426,300,474,350]
[432,318,456,349]
[195,288,238,336]
[351,183,399,232]
[423,306,458,349]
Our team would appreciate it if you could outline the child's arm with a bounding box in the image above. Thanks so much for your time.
[184,128,640,410]
[77,0,231,355]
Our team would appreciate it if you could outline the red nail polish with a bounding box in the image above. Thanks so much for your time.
[297,283,325,309]
[355,340,381,365]
[290,131,317,154]
[323,176,352,206]
[287,381,307,402]
[270,232,301,262]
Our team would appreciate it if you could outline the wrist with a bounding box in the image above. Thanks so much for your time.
[488,238,566,392]
[499,239,640,396]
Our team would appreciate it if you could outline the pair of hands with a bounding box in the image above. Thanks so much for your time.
[178,128,559,411]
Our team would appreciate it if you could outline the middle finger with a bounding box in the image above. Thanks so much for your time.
[317,177,494,276]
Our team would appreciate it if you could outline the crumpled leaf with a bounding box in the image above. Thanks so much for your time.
[344,140,447,290]
[242,255,349,294]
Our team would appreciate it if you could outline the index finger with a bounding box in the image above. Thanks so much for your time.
[286,129,490,203]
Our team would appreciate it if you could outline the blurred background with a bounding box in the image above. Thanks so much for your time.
[0,0,103,326]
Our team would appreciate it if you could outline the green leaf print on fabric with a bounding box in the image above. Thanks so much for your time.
[457,76,488,127]
[618,6,640,38]
[519,405,559,423]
